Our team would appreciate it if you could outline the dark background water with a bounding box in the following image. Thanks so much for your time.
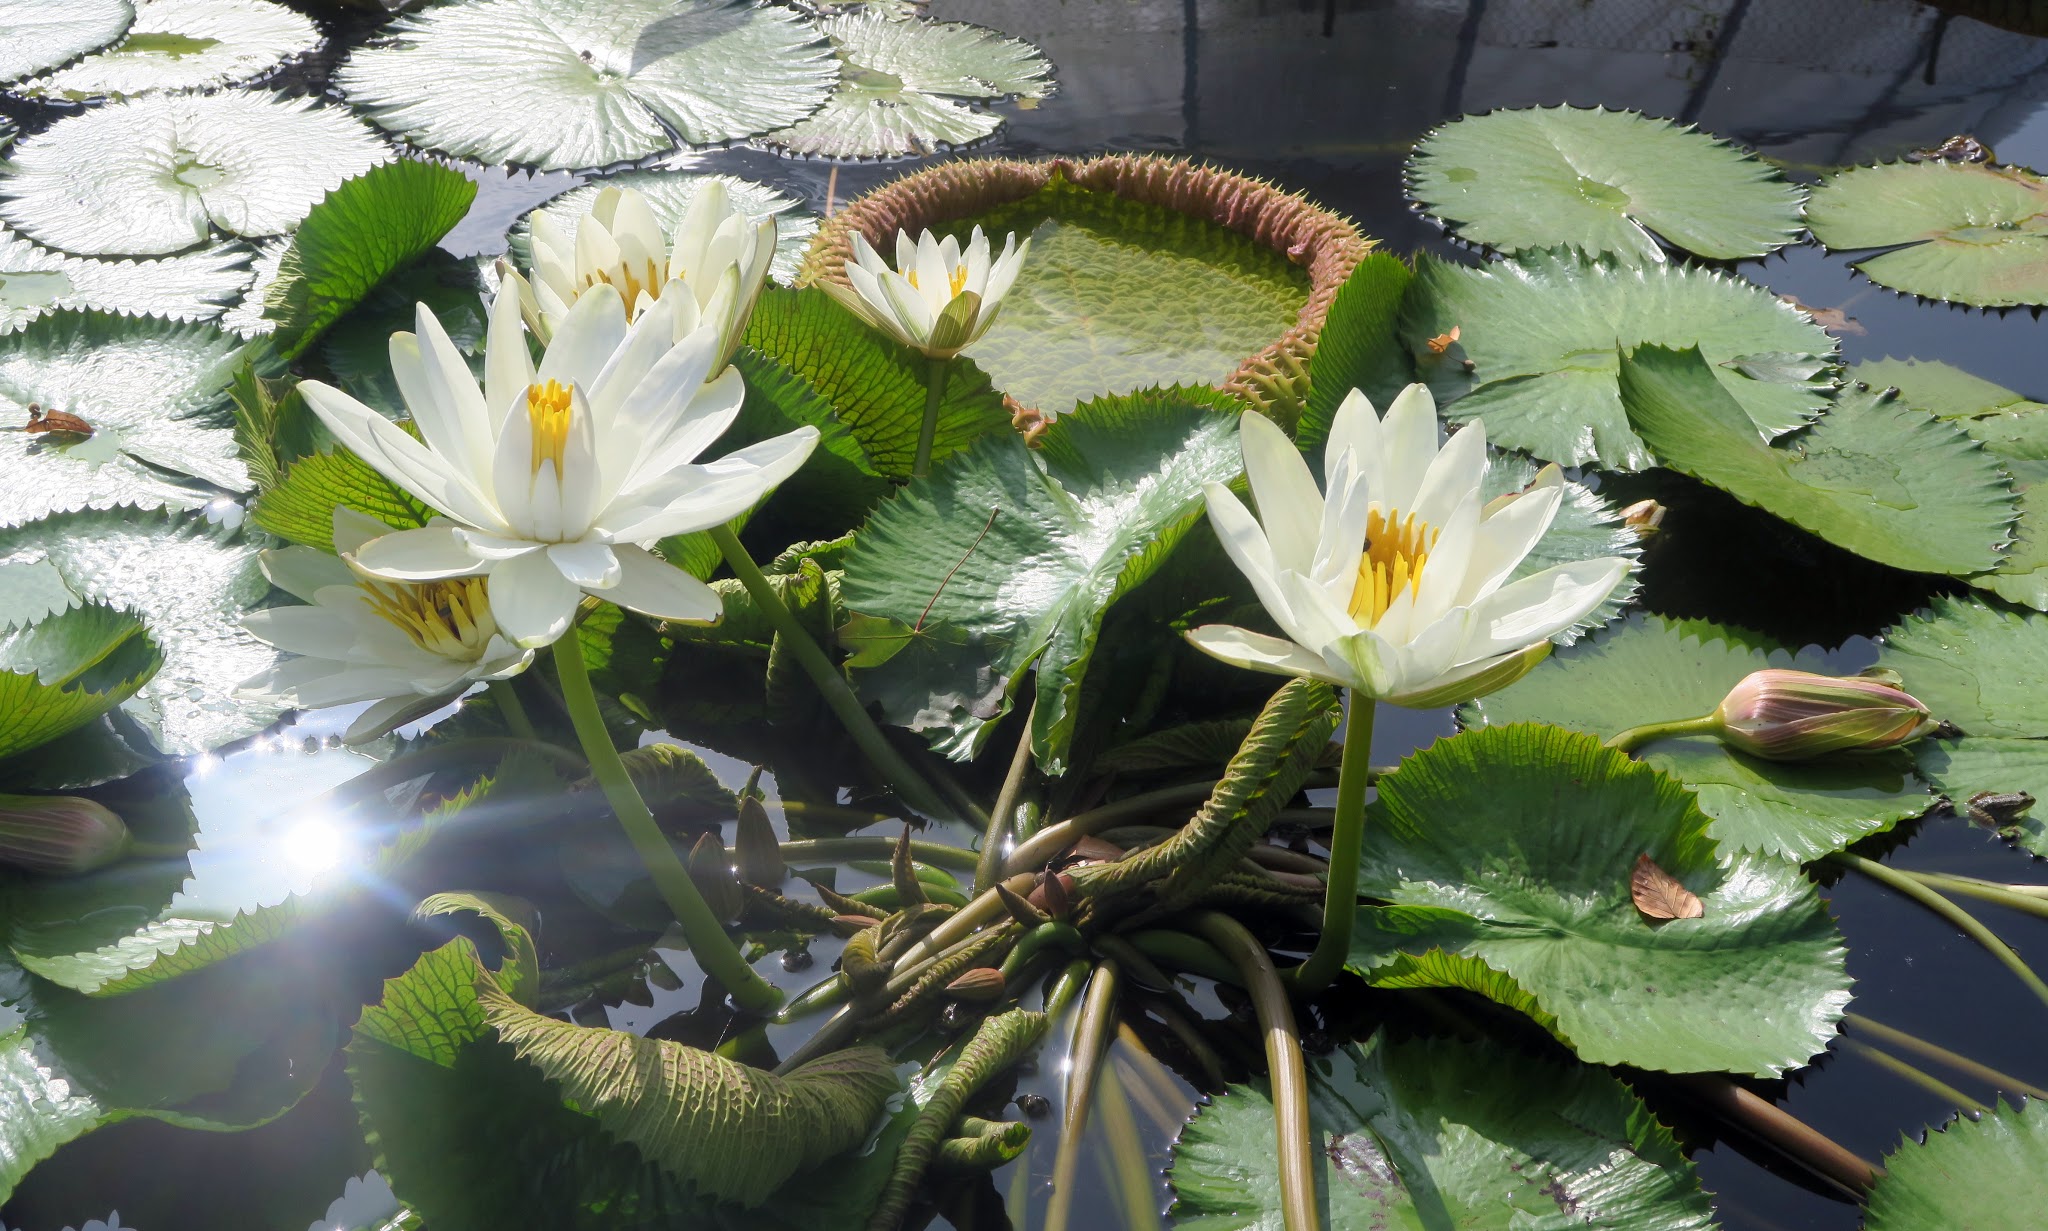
[11,1,2048,1228]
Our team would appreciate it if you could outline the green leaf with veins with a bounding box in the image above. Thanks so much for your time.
[1401,252,1836,470]
[958,178,1311,414]
[1620,345,2014,576]
[1463,613,1928,860]
[1170,1029,1716,1231]
[13,0,319,101]
[742,285,1010,477]
[1806,161,2048,308]
[251,447,431,550]
[0,312,255,529]
[336,0,836,172]
[1347,725,1851,1076]
[841,386,1242,770]
[0,223,253,335]
[0,91,388,256]
[0,507,280,755]
[1866,1100,2048,1230]
[0,0,132,85]
[316,251,489,420]
[760,10,1051,158]
[508,170,816,285]
[1407,105,1803,265]
[0,604,161,761]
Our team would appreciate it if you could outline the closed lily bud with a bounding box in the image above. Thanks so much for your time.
[1712,669,1938,761]
[0,794,131,875]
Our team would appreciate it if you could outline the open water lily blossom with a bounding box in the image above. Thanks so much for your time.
[501,181,776,366]
[1188,384,1630,707]
[237,508,533,743]
[825,225,1029,358]
[296,283,819,649]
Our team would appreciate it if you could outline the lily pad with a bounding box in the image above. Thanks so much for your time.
[1463,613,1929,860]
[0,224,253,334]
[1170,1030,1715,1231]
[508,170,814,286]
[1295,250,1413,456]
[759,10,1051,158]
[1806,161,2048,307]
[0,507,281,756]
[12,0,320,101]
[1401,252,1836,470]
[1913,738,2048,859]
[1866,1100,2048,1230]
[0,90,390,256]
[0,604,161,762]
[840,386,1243,770]
[958,177,1312,415]
[1409,105,1803,265]
[0,0,132,85]
[1347,724,1852,1077]
[336,0,837,172]
[1619,345,2014,577]
[0,312,255,529]
[1876,597,2048,738]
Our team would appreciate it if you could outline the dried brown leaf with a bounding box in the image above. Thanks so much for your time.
[1631,853,1704,921]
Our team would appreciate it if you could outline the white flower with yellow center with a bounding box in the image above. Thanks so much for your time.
[1189,385,1629,707]
[824,225,1029,359]
[237,508,533,743]
[295,282,819,649]
[500,181,775,368]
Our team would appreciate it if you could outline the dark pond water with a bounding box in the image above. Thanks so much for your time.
[10,2,2048,1229]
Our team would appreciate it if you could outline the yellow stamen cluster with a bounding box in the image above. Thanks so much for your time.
[1349,508,1438,627]
[361,575,495,660]
[906,264,971,298]
[581,259,663,317]
[526,380,574,477]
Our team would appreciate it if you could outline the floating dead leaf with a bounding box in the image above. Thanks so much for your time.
[1776,295,1865,336]
[23,404,93,437]
[1619,498,1666,535]
[1631,853,1704,921]
[1426,325,1461,354]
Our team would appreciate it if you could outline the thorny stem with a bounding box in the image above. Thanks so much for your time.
[1840,1038,1990,1114]
[1292,691,1375,993]
[488,678,537,741]
[1004,769,1348,875]
[914,355,947,478]
[1844,1012,2048,1101]
[1046,960,1122,1231]
[709,524,953,819]
[1830,851,2048,1015]
[977,706,1036,894]
[1603,713,1720,754]
[553,629,782,1014]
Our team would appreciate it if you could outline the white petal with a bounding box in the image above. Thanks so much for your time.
[1309,448,1370,590]
[1407,418,1487,534]
[331,507,395,557]
[351,525,489,581]
[1379,384,1441,513]
[484,284,536,421]
[488,550,582,648]
[603,428,820,543]
[1405,494,1480,631]
[1239,411,1322,577]
[555,384,603,540]
[618,368,744,500]
[1321,628,1399,696]
[344,692,462,744]
[1388,606,1476,693]
[289,664,429,708]
[601,545,723,623]
[1204,482,1294,631]
[241,605,366,657]
[879,269,936,343]
[1279,569,1359,653]
[416,301,494,476]
[548,539,621,589]
[983,234,1028,308]
[1459,476,1565,605]
[1385,642,1551,709]
[455,529,545,561]
[1322,387,1382,498]
[260,545,351,603]
[1468,558,1629,656]
[538,284,629,389]
[299,381,504,531]
[1184,624,1332,682]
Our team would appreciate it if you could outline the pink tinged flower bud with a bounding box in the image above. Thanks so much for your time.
[1712,669,1939,762]
[0,794,132,876]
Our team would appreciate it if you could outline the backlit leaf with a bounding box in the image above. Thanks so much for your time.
[12,0,319,101]
[0,604,161,762]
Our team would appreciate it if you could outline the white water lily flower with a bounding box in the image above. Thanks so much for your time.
[296,282,819,649]
[237,508,533,743]
[1189,385,1629,708]
[824,226,1029,358]
[501,181,775,367]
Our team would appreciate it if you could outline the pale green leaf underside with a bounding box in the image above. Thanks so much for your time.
[1348,725,1851,1076]
[1402,252,1836,470]
[0,312,253,528]
[1170,1030,1715,1231]
[0,91,389,257]
[0,603,161,761]
[841,388,1243,771]
[760,11,1050,158]
[1620,346,2014,577]
[0,224,254,334]
[1409,105,1803,265]
[1806,161,2048,308]
[1464,613,1928,860]
[0,507,280,755]
[337,0,837,172]
[0,0,132,85]
[1866,1100,2048,1230]
[509,170,815,285]
[13,0,320,101]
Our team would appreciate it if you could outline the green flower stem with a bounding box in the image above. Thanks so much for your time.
[1839,1037,1990,1114]
[1192,911,1319,1231]
[489,679,537,741]
[1844,1012,2048,1100]
[1043,957,1093,1019]
[914,354,948,478]
[977,707,1036,894]
[1002,768,1347,876]
[1900,869,2048,921]
[1604,713,1720,754]
[1135,994,1227,1090]
[1045,959,1121,1231]
[1292,693,1376,994]
[1830,851,2048,1015]
[552,628,782,1014]
[708,524,953,820]
[1127,928,1241,986]
[778,837,981,874]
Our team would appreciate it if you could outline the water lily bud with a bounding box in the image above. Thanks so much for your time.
[1712,669,1938,761]
[0,794,131,876]
[945,968,1008,1002]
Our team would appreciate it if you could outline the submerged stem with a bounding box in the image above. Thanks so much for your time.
[1844,1012,2048,1101]
[1839,1037,1990,1114]
[552,629,782,1014]
[489,678,538,740]
[708,524,953,819]
[1830,851,2048,1016]
[1046,960,1121,1231]
[1293,692,1375,994]
[914,354,948,478]
[1604,713,1720,754]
